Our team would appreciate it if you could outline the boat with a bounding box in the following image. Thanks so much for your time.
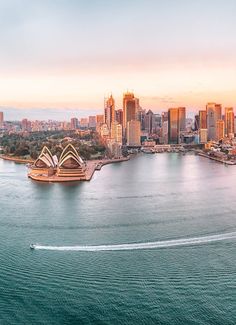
[30,244,36,249]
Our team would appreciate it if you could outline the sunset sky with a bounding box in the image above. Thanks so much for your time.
[1,0,236,119]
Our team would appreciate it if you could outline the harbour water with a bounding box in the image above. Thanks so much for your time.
[0,153,235,324]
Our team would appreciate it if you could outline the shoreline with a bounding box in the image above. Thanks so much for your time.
[0,155,34,164]
[197,152,236,165]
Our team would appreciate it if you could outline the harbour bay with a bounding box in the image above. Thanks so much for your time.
[0,153,235,324]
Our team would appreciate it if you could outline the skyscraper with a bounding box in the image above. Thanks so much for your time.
[206,103,222,141]
[194,115,199,131]
[168,108,179,144]
[88,116,96,129]
[21,118,31,131]
[167,107,185,144]
[111,121,122,144]
[199,110,207,129]
[123,91,138,134]
[178,107,186,132]
[0,112,3,128]
[144,110,154,134]
[127,120,141,146]
[104,94,115,130]
[70,117,79,130]
[216,119,225,141]
[115,109,123,126]
[224,107,234,138]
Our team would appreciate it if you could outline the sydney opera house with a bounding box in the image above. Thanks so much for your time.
[28,144,87,182]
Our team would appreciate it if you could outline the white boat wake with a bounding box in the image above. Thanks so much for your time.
[32,232,236,252]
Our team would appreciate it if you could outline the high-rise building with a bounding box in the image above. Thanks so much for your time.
[127,120,141,146]
[21,118,31,131]
[111,121,122,144]
[88,116,96,129]
[216,119,225,141]
[100,123,110,139]
[199,110,207,129]
[178,107,186,132]
[194,115,199,131]
[224,107,234,138]
[123,92,138,134]
[152,114,162,133]
[115,109,123,125]
[206,103,222,141]
[104,94,115,129]
[137,108,146,130]
[70,117,79,130]
[96,115,104,132]
[144,110,154,134]
[161,120,168,144]
[80,118,88,128]
[168,108,179,144]
[199,129,208,144]
[0,112,3,128]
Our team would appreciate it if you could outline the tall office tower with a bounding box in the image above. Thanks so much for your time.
[168,108,179,144]
[70,117,79,130]
[199,129,208,144]
[0,112,3,128]
[178,107,186,132]
[199,110,207,129]
[96,114,104,132]
[115,109,123,126]
[127,120,141,146]
[161,120,169,144]
[88,116,96,129]
[144,110,154,134]
[152,114,162,133]
[162,112,168,124]
[21,118,31,131]
[137,108,146,130]
[194,115,199,131]
[104,94,115,129]
[80,118,88,128]
[224,107,234,138]
[100,123,110,139]
[206,103,222,141]
[111,121,122,144]
[216,119,225,141]
[123,92,138,135]
[96,115,104,125]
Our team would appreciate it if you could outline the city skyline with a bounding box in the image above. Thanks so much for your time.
[1,0,236,117]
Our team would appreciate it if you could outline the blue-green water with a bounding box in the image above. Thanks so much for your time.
[0,153,235,324]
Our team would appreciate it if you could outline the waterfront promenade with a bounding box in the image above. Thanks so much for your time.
[0,155,34,164]
[197,152,236,165]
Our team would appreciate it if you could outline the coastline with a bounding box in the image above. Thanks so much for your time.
[197,152,236,165]
[0,155,34,164]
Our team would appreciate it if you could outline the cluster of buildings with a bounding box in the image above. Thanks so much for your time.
[0,98,235,158]
[194,104,234,143]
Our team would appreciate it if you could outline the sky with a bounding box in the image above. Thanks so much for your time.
[1,0,236,120]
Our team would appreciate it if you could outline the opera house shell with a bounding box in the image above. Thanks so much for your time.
[56,144,86,178]
[34,146,58,169]
[29,144,86,181]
